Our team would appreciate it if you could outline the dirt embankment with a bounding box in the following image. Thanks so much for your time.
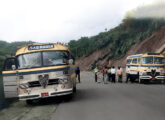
[76,49,104,70]
[76,25,165,70]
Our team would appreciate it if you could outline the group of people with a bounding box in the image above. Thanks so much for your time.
[94,66,123,84]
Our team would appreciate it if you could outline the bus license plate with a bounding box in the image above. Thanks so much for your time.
[41,92,49,97]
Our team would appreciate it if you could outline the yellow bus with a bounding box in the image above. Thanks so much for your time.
[126,53,165,83]
[2,43,77,104]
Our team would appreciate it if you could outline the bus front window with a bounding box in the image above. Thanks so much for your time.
[18,52,42,69]
[142,57,153,64]
[43,51,69,66]
[154,57,164,64]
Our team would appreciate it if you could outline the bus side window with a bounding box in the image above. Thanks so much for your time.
[162,58,165,64]
[132,58,137,64]
[3,58,17,71]
[127,59,132,64]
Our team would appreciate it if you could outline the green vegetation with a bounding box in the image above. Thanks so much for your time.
[68,18,165,61]
[0,41,33,72]
[0,74,5,110]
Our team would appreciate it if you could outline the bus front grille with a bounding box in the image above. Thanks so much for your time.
[28,79,59,88]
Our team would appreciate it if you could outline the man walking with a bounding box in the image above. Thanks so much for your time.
[76,67,80,83]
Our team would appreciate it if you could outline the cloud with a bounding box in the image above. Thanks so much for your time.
[0,0,156,43]
[132,0,165,19]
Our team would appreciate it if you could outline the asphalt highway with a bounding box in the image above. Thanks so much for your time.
[51,72,165,120]
[1,72,165,120]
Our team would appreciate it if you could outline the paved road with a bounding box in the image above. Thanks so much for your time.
[51,72,165,120]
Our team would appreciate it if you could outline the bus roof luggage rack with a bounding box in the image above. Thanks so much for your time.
[147,53,160,55]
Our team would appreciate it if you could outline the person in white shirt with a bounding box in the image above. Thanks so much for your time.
[111,66,116,83]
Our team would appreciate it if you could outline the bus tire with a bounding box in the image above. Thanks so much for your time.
[26,100,33,105]
[64,93,73,101]
[73,85,76,93]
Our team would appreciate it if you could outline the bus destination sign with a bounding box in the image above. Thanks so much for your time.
[28,44,54,50]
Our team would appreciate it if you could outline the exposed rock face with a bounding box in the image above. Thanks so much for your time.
[76,49,104,71]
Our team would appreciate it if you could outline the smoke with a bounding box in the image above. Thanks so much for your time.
[131,0,165,19]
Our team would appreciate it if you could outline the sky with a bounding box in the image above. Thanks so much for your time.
[0,0,158,43]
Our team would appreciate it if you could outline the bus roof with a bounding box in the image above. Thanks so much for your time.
[127,54,142,59]
[142,53,164,57]
[16,43,71,56]
[127,53,165,59]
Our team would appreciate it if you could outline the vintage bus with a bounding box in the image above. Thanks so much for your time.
[126,53,165,83]
[2,43,77,104]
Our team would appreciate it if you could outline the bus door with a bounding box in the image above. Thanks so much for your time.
[2,57,18,98]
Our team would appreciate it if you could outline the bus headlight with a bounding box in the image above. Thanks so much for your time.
[19,83,29,89]
[59,78,68,84]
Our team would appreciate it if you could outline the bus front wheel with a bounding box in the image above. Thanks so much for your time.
[26,100,33,105]
[73,85,76,93]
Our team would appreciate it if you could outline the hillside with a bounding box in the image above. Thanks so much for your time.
[75,23,165,70]
[108,25,165,67]
[69,3,165,70]
[68,17,165,70]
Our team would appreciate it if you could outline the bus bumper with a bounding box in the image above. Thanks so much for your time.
[19,88,73,100]
[140,75,165,82]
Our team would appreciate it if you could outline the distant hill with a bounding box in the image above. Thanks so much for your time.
[0,41,33,72]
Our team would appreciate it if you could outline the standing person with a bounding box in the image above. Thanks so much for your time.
[97,70,102,83]
[76,67,80,83]
[111,66,116,83]
[107,67,111,82]
[117,66,122,83]
[94,66,99,82]
[103,66,108,84]
[126,66,130,83]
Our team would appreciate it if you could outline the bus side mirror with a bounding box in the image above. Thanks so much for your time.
[12,65,16,70]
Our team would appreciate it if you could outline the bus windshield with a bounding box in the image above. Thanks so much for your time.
[43,51,69,66]
[18,51,70,69]
[142,57,165,64]
[154,57,164,64]
[18,52,42,69]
